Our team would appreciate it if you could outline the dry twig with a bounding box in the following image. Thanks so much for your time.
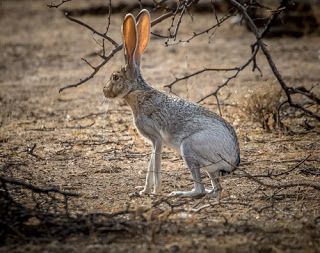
[47,0,71,8]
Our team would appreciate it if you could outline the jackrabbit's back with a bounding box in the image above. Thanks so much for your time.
[131,89,239,160]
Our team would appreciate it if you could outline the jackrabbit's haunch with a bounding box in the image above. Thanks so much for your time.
[103,9,240,198]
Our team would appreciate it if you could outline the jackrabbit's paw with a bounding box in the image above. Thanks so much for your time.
[138,187,151,196]
[169,190,205,198]
[205,188,221,199]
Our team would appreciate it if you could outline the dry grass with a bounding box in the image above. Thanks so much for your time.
[241,81,283,131]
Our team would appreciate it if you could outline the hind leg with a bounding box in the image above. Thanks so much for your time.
[169,139,206,198]
[169,166,206,197]
[206,169,222,198]
[205,160,234,198]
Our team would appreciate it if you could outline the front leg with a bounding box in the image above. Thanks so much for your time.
[152,139,162,194]
[139,152,154,195]
[139,139,162,195]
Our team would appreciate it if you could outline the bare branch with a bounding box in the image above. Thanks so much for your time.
[290,87,320,104]
[65,12,119,47]
[230,0,320,121]
[151,11,174,26]
[173,5,186,41]
[59,10,175,93]
[47,0,71,8]
[163,43,260,115]
[0,176,79,196]
[59,45,122,93]
[218,155,320,191]
[237,167,320,190]
[105,0,112,34]
[179,11,235,44]
[164,67,238,91]
[239,155,311,178]
[81,57,95,70]
[197,43,260,105]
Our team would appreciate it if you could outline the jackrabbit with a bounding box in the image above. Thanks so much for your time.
[103,9,240,198]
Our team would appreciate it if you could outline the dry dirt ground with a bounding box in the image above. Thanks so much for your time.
[1,1,320,252]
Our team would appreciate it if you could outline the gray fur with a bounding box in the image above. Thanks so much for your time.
[103,10,240,198]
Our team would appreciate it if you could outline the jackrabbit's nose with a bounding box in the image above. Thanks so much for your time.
[103,86,109,96]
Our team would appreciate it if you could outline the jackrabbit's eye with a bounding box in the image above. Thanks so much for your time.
[112,74,119,81]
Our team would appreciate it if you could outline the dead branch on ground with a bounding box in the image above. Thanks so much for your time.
[1,147,319,245]
[218,154,320,191]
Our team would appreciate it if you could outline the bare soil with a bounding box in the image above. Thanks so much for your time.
[1,1,320,252]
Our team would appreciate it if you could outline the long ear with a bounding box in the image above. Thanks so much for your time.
[122,14,137,70]
[135,9,151,65]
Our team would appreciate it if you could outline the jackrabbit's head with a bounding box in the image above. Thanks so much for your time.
[103,10,151,99]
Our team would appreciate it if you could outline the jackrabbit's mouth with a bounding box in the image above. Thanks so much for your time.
[103,87,116,98]
[104,92,116,98]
